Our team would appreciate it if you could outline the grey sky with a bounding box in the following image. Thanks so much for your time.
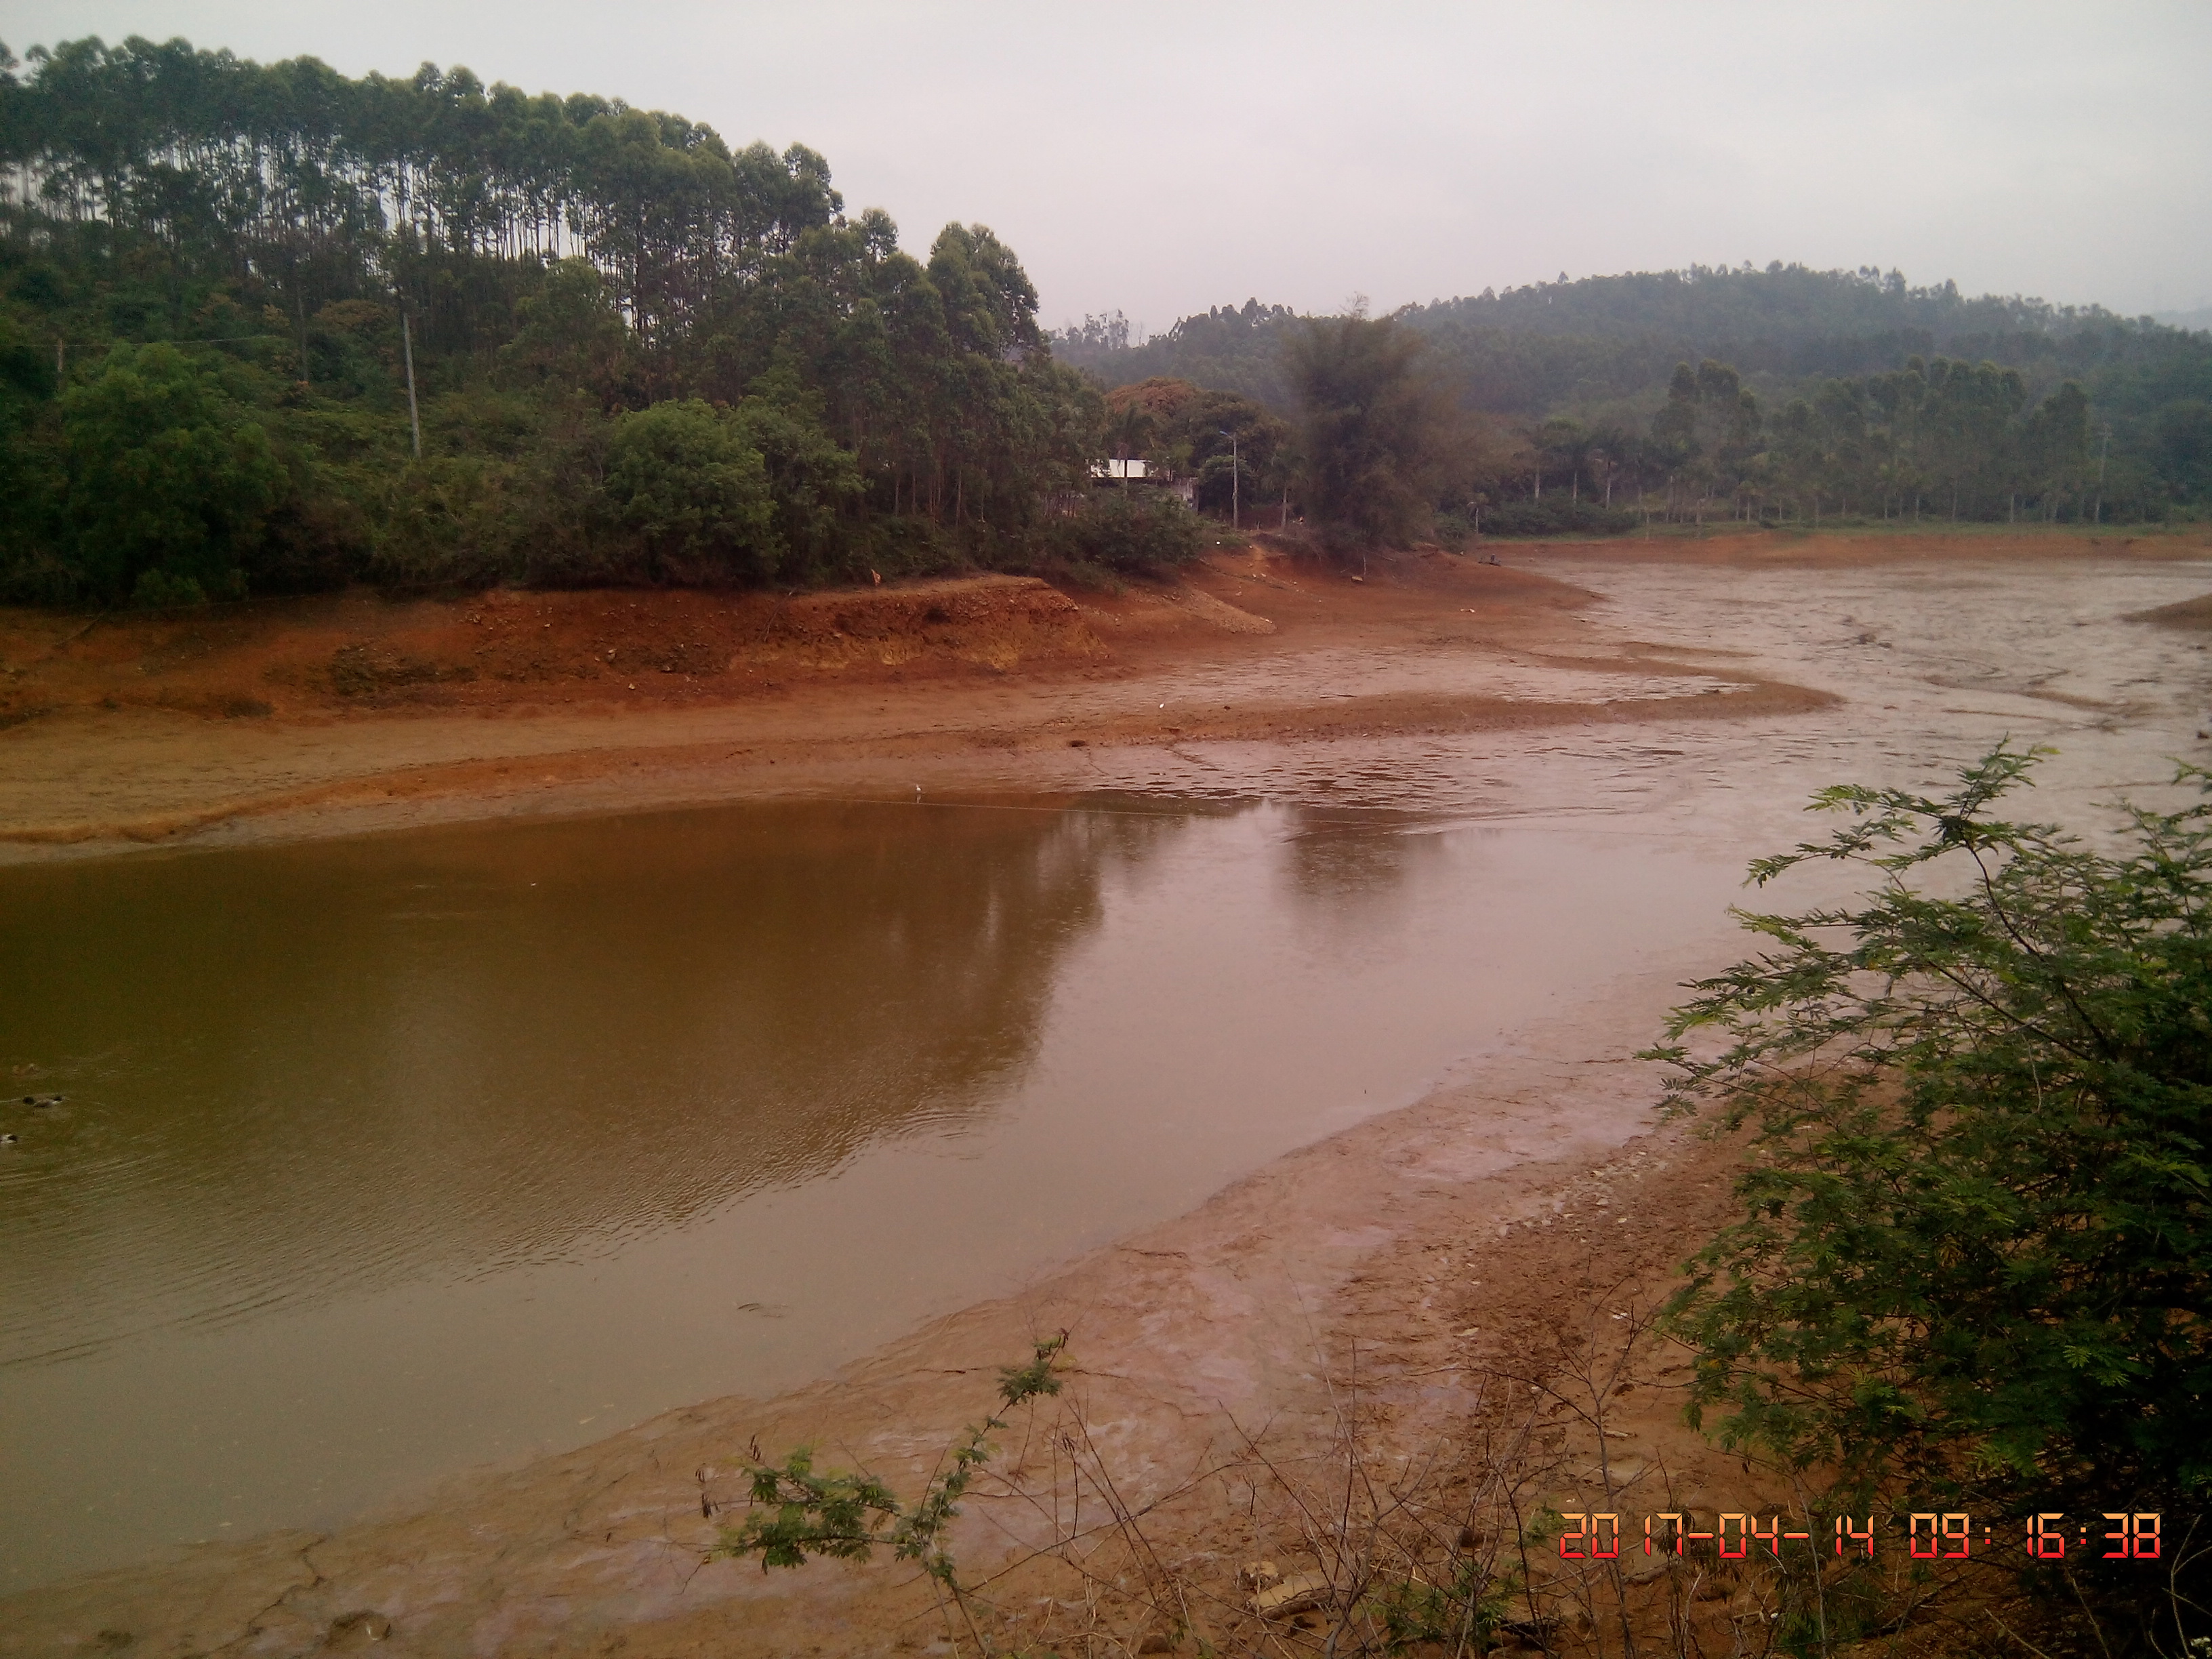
[4,1,2208,333]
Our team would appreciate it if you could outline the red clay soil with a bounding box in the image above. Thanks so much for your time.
[0,538,1837,853]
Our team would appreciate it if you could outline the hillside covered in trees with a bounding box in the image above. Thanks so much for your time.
[0,35,1149,607]
[7,34,2211,611]
[1056,269,2212,533]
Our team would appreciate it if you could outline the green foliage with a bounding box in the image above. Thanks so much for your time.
[0,314,63,599]
[604,400,777,582]
[498,259,636,405]
[1054,300,1298,409]
[1065,266,2212,524]
[1287,316,1460,552]
[714,1334,1067,1589]
[2154,399,2212,506]
[1650,746,2212,1641]
[1048,490,1204,573]
[1097,376,1292,519]
[1650,358,1762,476]
[728,373,868,579]
[1479,497,1637,537]
[1370,1558,1513,1652]
[0,34,1111,600]
[369,445,593,590]
[129,567,212,609]
[58,342,285,602]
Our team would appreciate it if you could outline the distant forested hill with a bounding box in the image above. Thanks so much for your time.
[1054,301,1304,411]
[1052,266,2212,527]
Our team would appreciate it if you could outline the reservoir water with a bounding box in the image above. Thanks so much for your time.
[0,794,1743,1590]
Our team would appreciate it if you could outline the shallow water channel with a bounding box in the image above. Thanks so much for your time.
[0,795,1744,1589]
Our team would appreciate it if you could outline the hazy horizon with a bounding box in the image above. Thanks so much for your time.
[3,1,2207,334]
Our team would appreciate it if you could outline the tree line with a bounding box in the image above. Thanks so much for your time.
[8,34,2209,612]
[1521,352,2115,531]
[1057,265,2212,533]
[0,35,1189,607]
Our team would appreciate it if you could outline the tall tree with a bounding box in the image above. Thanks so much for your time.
[1286,315,1458,552]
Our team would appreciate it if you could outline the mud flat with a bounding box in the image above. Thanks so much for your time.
[3,531,2209,1655]
[0,544,1825,858]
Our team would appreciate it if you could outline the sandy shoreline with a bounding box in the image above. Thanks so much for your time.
[3,530,2209,1655]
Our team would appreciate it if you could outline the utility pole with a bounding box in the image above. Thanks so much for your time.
[401,307,423,461]
[54,337,64,391]
[1217,428,1239,529]
[2094,424,2110,525]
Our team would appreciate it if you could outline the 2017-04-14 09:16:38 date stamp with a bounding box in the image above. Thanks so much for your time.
[1557,1512,2165,1561]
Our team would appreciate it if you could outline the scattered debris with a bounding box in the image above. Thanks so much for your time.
[1250,1568,1330,1618]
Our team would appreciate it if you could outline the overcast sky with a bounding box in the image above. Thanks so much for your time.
[4,1,2208,333]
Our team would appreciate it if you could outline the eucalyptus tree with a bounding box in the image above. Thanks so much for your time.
[0,33,1113,598]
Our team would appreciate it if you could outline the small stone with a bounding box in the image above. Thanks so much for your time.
[326,1611,392,1645]
[1252,1569,1330,1618]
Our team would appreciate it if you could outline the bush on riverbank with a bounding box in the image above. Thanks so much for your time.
[1042,490,1204,574]
[1652,745,2212,1655]
[1477,497,1640,538]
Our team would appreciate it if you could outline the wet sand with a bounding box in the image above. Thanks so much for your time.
[3,530,2209,1655]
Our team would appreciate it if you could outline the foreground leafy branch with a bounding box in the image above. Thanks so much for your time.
[711,1332,1067,1591]
[1647,743,2211,1650]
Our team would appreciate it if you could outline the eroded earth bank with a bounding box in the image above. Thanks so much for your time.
[3,531,2209,1656]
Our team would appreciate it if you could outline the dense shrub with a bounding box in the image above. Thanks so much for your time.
[603,401,779,583]
[1654,747,2212,1653]
[58,343,288,604]
[1479,497,1637,537]
[1046,489,1204,573]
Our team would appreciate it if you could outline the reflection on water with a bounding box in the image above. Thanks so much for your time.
[1,803,1164,1372]
[0,796,1742,1590]
[1282,813,1450,901]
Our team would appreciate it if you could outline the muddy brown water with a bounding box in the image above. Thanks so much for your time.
[0,795,1746,1591]
[3,551,2207,1606]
